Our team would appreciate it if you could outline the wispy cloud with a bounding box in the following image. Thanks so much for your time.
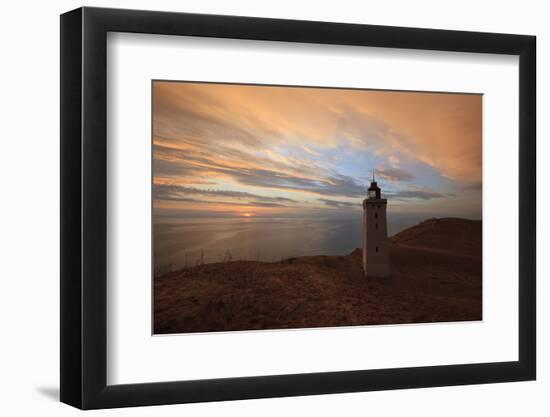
[376,167,414,182]
[318,198,360,208]
[154,184,297,203]
[154,183,304,210]
[154,142,367,198]
[386,190,448,200]
[153,81,482,219]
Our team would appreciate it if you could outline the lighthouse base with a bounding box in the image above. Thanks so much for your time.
[363,263,390,278]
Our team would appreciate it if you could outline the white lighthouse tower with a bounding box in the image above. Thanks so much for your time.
[362,171,390,277]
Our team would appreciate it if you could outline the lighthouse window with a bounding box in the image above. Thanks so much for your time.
[375,213,378,219]
[376,223,378,229]
[375,246,379,252]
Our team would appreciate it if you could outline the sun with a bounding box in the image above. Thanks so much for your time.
[240,212,255,217]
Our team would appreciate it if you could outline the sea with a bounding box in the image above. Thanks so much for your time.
[154,217,413,273]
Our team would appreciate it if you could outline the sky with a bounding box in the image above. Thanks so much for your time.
[153,81,482,222]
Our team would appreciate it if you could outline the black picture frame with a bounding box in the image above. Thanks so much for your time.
[60,6,536,410]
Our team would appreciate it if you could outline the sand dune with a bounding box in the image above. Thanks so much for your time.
[154,218,482,334]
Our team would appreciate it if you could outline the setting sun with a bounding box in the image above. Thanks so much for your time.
[240,212,255,217]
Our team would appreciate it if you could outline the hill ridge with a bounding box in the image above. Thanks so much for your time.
[389,217,481,259]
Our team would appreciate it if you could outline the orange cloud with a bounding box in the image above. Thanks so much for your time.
[154,82,481,184]
[152,81,482,220]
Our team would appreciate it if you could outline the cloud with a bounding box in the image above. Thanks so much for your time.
[152,81,482,219]
[388,155,400,168]
[318,198,360,208]
[153,82,482,185]
[154,142,368,198]
[155,184,295,202]
[376,167,414,182]
[385,190,448,200]
[227,170,367,198]
[156,195,290,209]
[154,184,298,207]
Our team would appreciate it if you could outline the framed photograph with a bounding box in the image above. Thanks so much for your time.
[60,7,536,409]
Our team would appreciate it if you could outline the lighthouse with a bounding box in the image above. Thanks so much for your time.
[362,172,389,277]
